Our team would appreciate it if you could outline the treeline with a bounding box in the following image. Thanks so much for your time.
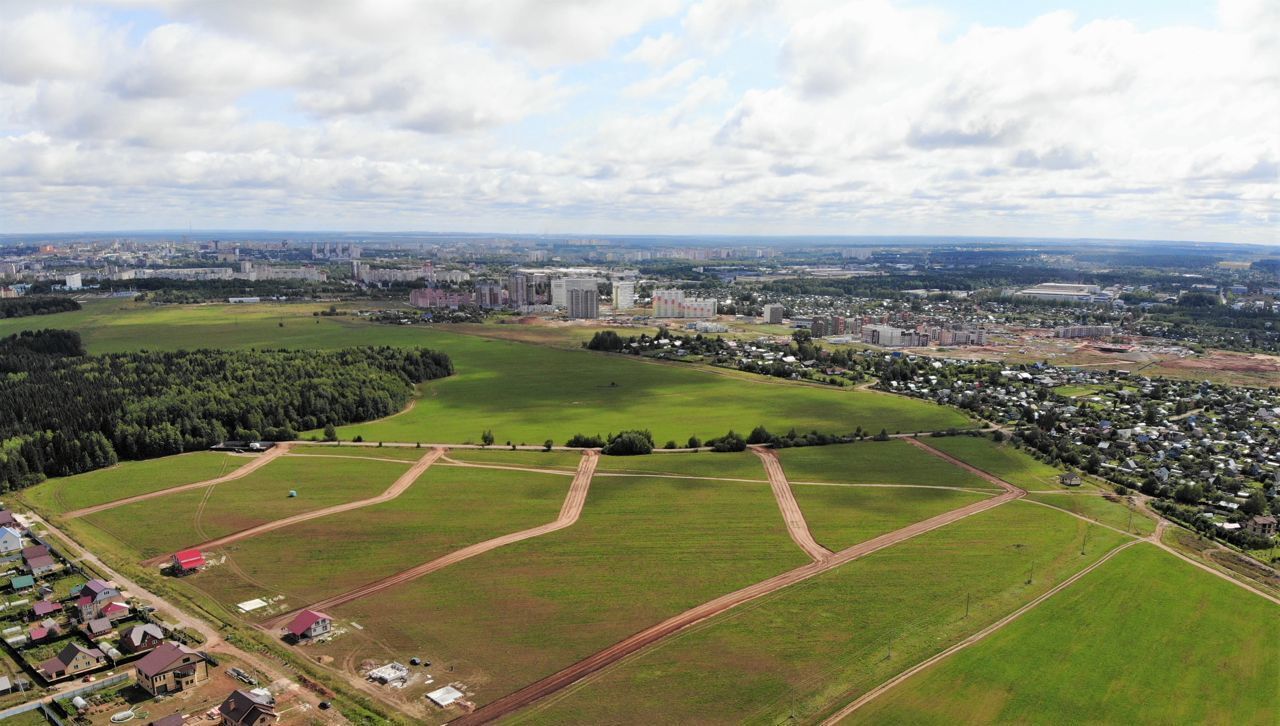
[0,329,452,490]
[0,296,80,319]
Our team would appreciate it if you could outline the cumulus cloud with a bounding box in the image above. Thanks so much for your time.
[0,0,1275,242]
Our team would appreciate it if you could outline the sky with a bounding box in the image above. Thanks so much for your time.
[0,0,1275,243]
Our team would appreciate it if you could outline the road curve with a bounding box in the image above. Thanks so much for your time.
[452,469,1023,725]
[140,447,445,566]
[753,447,832,561]
[820,539,1145,724]
[64,444,292,519]
[263,450,598,630]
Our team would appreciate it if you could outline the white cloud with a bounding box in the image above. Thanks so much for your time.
[0,0,1275,242]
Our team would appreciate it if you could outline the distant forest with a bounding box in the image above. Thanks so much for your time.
[0,329,452,490]
[0,296,81,318]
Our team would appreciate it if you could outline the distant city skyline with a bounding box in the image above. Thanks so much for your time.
[0,1,1275,244]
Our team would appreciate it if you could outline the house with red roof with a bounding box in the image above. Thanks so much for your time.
[28,618,60,643]
[31,599,60,619]
[74,579,124,621]
[171,549,206,575]
[25,553,56,576]
[284,610,332,641]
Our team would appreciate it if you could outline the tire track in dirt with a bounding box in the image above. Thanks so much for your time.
[64,443,292,519]
[139,447,444,566]
[753,447,832,561]
[262,450,598,630]
[452,465,1023,725]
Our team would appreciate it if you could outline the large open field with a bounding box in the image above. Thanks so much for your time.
[793,485,994,551]
[21,451,246,516]
[0,300,972,444]
[849,544,1279,725]
[183,464,572,617]
[923,435,1081,491]
[1026,491,1156,536]
[78,454,409,559]
[514,501,1129,725]
[312,475,811,707]
[776,440,998,489]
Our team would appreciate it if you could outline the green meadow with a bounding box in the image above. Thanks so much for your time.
[1026,492,1155,536]
[776,440,997,489]
[441,448,586,471]
[515,502,1129,725]
[80,455,407,558]
[924,435,1079,491]
[22,451,245,516]
[317,475,810,704]
[850,544,1279,726]
[0,299,972,445]
[186,465,571,613]
[793,485,993,551]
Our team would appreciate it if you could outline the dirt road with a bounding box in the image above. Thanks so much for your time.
[64,444,291,519]
[753,447,832,561]
[452,467,1023,725]
[264,450,598,630]
[140,448,445,566]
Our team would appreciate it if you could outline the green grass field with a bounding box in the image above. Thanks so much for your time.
[1052,384,1105,398]
[287,445,436,462]
[850,544,1279,726]
[314,476,811,704]
[515,502,1129,725]
[1026,492,1155,536]
[442,448,586,471]
[593,451,767,480]
[776,441,997,489]
[0,300,972,444]
[794,485,994,551]
[80,456,408,559]
[185,465,571,615]
[21,451,245,516]
[924,436,1080,491]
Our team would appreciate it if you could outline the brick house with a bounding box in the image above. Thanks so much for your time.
[135,642,210,696]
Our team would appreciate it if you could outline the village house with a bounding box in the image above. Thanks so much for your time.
[75,579,127,621]
[25,553,56,576]
[39,642,106,681]
[1059,472,1083,487]
[28,618,60,643]
[0,526,22,557]
[284,610,332,641]
[82,617,114,638]
[0,509,19,530]
[1245,515,1277,539]
[219,689,278,726]
[31,599,60,620]
[9,574,34,592]
[119,623,166,654]
[171,549,206,576]
[134,641,210,696]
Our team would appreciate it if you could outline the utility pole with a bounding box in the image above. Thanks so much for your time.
[965,592,971,618]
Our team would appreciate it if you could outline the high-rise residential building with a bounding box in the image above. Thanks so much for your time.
[567,288,599,319]
[551,277,598,307]
[474,281,505,309]
[652,289,716,318]
[762,303,784,324]
[507,272,530,307]
[612,281,636,310]
[64,273,82,290]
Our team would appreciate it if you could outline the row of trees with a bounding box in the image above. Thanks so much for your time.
[0,296,80,319]
[0,329,453,490]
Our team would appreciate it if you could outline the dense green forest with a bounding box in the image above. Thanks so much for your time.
[0,296,81,318]
[0,329,451,490]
